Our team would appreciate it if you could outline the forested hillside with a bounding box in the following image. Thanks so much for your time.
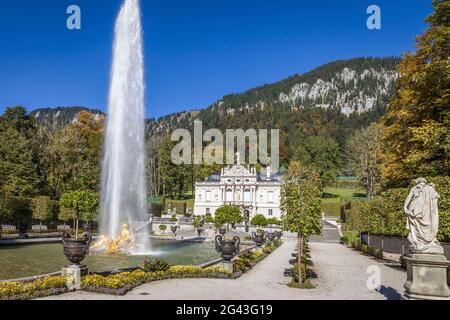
[146,57,400,138]
[30,107,103,130]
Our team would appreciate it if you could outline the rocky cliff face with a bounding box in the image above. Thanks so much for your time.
[207,57,399,117]
[30,107,104,130]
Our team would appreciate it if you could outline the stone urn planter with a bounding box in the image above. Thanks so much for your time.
[215,235,240,261]
[275,231,283,239]
[62,232,92,267]
[170,225,178,235]
[252,231,266,246]
[266,232,276,242]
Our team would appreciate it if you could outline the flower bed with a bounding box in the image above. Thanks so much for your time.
[0,276,68,300]
[81,266,231,295]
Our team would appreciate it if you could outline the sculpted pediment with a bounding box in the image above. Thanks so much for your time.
[222,165,254,177]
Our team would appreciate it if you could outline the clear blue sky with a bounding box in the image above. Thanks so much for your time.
[0,0,432,118]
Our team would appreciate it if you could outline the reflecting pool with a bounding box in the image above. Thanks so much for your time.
[0,240,219,280]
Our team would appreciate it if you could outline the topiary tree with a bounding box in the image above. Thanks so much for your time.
[30,196,53,225]
[281,161,322,284]
[214,205,243,230]
[251,214,268,227]
[58,206,75,227]
[205,213,214,224]
[193,216,203,236]
[60,190,99,238]
[266,217,280,225]
[159,224,167,234]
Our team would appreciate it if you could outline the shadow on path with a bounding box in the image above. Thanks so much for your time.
[376,285,402,300]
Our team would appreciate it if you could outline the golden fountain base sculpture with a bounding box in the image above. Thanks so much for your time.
[91,224,134,255]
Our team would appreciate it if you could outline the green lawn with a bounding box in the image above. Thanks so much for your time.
[321,185,366,217]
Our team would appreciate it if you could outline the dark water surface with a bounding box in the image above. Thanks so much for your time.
[0,239,219,280]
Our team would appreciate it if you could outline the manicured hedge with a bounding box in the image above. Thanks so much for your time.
[343,176,450,242]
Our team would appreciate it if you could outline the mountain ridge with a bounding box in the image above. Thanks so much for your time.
[28,57,400,137]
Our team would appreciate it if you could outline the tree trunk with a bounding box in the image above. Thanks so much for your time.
[297,234,304,284]
[75,219,79,239]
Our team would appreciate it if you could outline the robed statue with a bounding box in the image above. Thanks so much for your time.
[404,178,443,254]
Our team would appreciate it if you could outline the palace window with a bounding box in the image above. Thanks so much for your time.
[244,189,251,202]
[267,191,274,203]
[206,208,210,214]
[226,189,233,202]
[206,191,211,202]
[268,209,273,216]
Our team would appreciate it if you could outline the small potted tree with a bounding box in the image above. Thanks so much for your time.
[193,216,203,237]
[58,206,75,233]
[159,224,167,234]
[214,205,243,231]
[250,214,267,228]
[60,190,98,266]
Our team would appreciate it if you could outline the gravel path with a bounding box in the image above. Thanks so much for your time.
[41,233,406,300]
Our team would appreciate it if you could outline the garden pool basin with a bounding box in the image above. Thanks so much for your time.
[0,239,219,281]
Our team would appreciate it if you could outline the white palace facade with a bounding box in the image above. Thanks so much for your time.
[193,161,282,222]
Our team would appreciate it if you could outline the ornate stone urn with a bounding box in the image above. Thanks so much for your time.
[275,231,283,239]
[170,225,178,235]
[266,232,276,242]
[215,235,240,261]
[62,232,92,267]
[252,231,266,246]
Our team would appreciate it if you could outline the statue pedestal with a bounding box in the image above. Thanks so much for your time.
[61,265,83,291]
[402,253,450,300]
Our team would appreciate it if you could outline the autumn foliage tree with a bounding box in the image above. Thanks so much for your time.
[381,0,450,187]
[347,123,383,199]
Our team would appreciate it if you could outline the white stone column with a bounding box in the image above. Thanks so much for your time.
[233,186,235,204]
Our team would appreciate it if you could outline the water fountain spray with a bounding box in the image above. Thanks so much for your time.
[95,0,150,255]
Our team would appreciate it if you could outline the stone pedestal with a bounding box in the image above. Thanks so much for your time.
[217,261,234,274]
[61,265,85,290]
[402,253,450,300]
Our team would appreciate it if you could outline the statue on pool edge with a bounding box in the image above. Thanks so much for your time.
[404,178,443,254]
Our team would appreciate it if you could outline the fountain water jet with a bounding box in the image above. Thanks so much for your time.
[96,0,150,255]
